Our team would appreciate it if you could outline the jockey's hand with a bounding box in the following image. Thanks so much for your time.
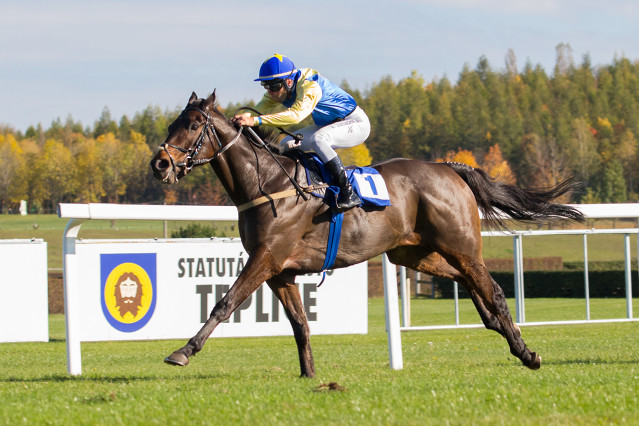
[280,139,302,153]
[231,114,256,127]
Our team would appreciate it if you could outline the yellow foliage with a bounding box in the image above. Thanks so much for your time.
[597,117,612,130]
[130,131,147,145]
[439,149,479,168]
[96,132,117,144]
[336,143,373,167]
[482,144,516,184]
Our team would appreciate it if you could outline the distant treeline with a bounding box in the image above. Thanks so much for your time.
[1,44,638,212]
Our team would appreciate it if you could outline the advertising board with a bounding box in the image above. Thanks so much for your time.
[0,239,48,342]
[74,238,367,341]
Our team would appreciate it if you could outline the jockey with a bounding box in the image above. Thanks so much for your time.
[232,53,371,211]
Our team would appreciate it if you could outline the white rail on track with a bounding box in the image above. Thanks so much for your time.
[58,203,238,375]
[58,203,639,373]
[384,203,639,370]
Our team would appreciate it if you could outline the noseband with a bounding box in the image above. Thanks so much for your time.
[160,106,243,179]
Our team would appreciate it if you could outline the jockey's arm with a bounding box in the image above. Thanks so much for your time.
[257,79,321,127]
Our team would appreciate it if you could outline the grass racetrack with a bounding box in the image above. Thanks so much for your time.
[1,214,638,423]
[1,298,638,425]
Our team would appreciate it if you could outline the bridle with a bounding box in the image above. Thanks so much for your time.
[159,106,243,180]
[159,103,309,202]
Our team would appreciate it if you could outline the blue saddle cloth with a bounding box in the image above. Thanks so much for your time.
[296,153,391,275]
[299,153,391,207]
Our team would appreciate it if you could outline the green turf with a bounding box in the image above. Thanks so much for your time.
[1,298,638,424]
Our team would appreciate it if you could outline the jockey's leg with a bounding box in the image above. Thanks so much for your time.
[282,107,370,210]
[324,155,361,210]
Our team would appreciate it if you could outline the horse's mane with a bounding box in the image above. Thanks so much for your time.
[200,99,284,155]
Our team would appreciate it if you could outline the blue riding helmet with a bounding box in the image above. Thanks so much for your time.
[254,54,297,81]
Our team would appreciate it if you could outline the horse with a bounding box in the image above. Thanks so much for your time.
[150,91,584,377]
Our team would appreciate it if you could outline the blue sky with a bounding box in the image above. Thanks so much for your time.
[1,0,638,132]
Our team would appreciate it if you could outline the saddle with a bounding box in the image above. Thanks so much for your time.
[293,152,391,208]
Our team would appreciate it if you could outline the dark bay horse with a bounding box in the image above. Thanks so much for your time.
[150,91,584,377]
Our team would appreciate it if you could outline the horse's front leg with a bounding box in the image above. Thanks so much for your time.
[164,245,279,367]
[267,274,315,378]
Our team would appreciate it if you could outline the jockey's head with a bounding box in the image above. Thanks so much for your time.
[255,54,297,102]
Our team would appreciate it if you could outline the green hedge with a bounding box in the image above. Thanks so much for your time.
[435,269,639,298]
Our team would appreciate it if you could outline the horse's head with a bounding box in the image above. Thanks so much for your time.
[150,91,224,184]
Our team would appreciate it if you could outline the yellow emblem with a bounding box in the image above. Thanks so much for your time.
[103,262,153,324]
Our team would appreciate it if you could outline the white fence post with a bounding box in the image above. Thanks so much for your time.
[624,234,633,319]
[513,234,525,323]
[583,234,590,320]
[62,218,85,375]
[453,281,460,326]
[400,266,410,327]
[382,254,403,370]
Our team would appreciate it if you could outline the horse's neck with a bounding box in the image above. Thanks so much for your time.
[211,125,285,207]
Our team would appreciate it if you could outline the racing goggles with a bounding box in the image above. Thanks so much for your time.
[261,79,284,92]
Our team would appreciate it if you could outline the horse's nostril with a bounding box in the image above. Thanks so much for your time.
[152,158,170,172]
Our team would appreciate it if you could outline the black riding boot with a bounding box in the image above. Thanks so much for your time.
[325,157,361,211]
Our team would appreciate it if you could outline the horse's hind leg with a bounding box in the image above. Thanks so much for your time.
[456,259,540,369]
[267,275,315,378]
[388,248,538,369]
[388,249,505,334]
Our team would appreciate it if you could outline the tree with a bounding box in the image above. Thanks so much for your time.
[438,148,479,168]
[564,117,599,186]
[596,159,627,202]
[75,136,104,202]
[97,133,129,203]
[520,134,571,194]
[123,131,153,203]
[361,76,402,161]
[482,144,516,184]
[614,129,637,196]
[452,62,492,152]
[0,134,26,211]
[94,107,118,137]
[424,77,456,159]
[17,139,43,212]
[35,139,78,210]
[336,143,373,167]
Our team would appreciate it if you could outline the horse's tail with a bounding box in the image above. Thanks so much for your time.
[444,162,585,229]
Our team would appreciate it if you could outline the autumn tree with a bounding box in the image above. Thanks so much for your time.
[34,139,78,210]
[0,134,26,211]
[482,144,515,184]
[75,136,105,202]
[520,134,571,192]
[438,148,479,168]
[336,143,373,167]
[98,133,129,203]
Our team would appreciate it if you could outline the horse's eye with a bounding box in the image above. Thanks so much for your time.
[190,123,199,131]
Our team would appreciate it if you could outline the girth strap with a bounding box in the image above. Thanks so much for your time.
[236,184,328,213]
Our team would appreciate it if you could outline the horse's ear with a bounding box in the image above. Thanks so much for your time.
[188,92,198,105]
[203,89,217,110]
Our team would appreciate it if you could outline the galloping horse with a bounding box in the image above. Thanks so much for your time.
[150,91,584,377]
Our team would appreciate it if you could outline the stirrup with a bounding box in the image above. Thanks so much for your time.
[336,186,361,211]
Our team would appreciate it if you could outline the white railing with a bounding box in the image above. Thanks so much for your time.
[383,203,639,370]
[57,202,639,373]
[58,203,239,375]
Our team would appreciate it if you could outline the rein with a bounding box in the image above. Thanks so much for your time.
[161,103,309,207]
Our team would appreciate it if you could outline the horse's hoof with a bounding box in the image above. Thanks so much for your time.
[164,352,189,367]
[526,352,542,370]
